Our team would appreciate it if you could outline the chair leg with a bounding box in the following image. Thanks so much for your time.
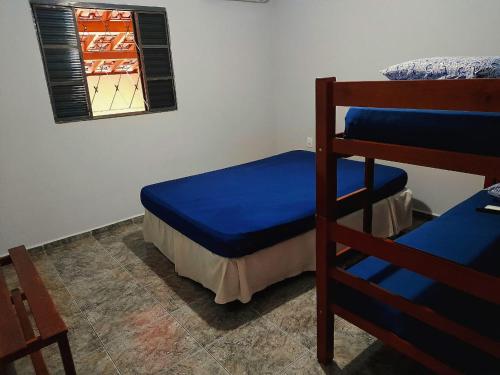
[57,335,76,375]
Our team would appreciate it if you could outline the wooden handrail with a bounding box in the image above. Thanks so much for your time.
[330,223,500,304]
[332,79,500,112]
[332,138,500,178]
[335,187,368,218]
[331,268,500,358]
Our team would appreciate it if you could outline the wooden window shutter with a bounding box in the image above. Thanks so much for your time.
[135,12,177,111]
[32,5,91,122]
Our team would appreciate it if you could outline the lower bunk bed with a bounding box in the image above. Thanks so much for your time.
[335,190,500,374]
[141,150,412,303]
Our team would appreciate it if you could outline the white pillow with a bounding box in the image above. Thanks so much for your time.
[381,56,500,80]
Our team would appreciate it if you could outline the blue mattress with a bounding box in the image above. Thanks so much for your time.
[337,190,500,373]
[141,151,407,258]
[345,108,500,157]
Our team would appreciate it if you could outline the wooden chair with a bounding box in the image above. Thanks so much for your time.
[0,246,76,375]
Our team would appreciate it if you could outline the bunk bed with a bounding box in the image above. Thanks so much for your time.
[315,77,500,374]
[141,150,413,303]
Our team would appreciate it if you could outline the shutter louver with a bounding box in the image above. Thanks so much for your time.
[33,5,90,122]
[136,12,177,111]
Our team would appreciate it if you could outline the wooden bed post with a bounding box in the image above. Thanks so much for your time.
[363,158,374,234]
[316,77,337,364]
[484,176,497,188]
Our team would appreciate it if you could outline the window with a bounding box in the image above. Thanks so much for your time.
[31,1,177,123]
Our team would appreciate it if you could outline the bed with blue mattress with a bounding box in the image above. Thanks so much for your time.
[141,151,412,303]
[345,108,500,157]
[337,190,500,373]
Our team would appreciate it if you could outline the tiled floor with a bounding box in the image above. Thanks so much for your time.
[6,218,431,375]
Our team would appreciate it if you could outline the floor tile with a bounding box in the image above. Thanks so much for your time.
[31,252,67,291]
[85,284,168,344]
[283,352,340,375]
[12,341,116,375]
[11,212,431,375]
[64,313,103,356]
[329,317,377,369]
[106,314,200,374]
[207,317,307,375]
[250,272,315,315]
[341,341,431,375]
[124,252,175,286]
[262,287,316,349]
[47,286,83,321]
[172,296,259,347]
[48,237,120,285]
[146,273,210,312]
[65,266,140,311]
[166,348,228,375]
[44,344,118,375]
[1,264,19,290]
[94,223,146,265]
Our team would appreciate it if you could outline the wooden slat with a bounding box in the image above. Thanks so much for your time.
[330,224,500,304]
[331,268,500,358]
[332,138,500,178]
[0,269,26,360]
[333,79,500,112]
[332,304,460,375]
[335,187,368,218]
[9,246,67,340]
[11,290,49,375]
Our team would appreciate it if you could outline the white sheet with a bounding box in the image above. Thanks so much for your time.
[143,188,413,304]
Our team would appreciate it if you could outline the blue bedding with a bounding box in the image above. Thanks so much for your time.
[345,108,500,157]
[337,190,500,373]
[141,151,407,258]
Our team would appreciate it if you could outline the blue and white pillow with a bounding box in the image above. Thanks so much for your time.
[382,56,500,80]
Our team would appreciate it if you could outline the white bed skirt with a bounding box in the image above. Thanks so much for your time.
[143,188,413,304]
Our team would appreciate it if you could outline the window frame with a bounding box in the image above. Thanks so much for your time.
[30,0,177,123]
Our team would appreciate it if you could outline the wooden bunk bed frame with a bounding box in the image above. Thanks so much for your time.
[315,77,500,374]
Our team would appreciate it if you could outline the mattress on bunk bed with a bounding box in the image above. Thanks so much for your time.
[345,107,500,157]
[336,190,500,373]
[141,150,408,259]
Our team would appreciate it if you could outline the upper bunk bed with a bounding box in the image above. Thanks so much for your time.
[314,77,500,375]
[345,107,500,157]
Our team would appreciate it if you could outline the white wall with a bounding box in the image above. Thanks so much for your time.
[269,0,500,215]
[2,0,499,255]
[0,0,274,254]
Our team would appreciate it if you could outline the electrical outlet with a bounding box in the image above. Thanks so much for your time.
[306,137,313,148]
